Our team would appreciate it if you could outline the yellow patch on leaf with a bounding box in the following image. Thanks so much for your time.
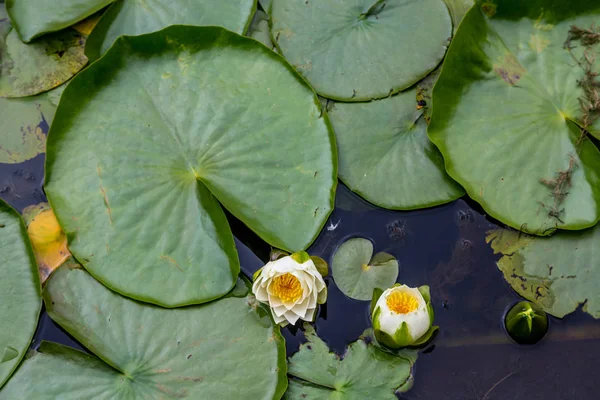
[23,203,70,283]
[72,12,103,36]
[529,34,550,53]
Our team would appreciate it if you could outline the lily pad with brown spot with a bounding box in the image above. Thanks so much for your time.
[0,7,88,98]
[428,1,600,235]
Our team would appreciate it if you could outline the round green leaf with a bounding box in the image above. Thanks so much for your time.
[0,200,42,388]
[85,0,256,61]
[428,2,600,235]
[0,264,287,399]
[5,0,114,42]
[328,89,464,209]
[285,325,415,399]
[45,26,336,307]
[270,0,452,101]
[332,238,398,301]
[0,8,87,98]
[487,225,600,319]
[0,93,56,163]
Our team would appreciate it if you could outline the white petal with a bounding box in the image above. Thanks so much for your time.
[374,286,431,342]
[284,310,301,325]
[272,305,288,317]
[302,307,317,322]
[272,311,288,326]
[291,295,312,317]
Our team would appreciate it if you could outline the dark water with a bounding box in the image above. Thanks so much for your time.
[2,149,600,399]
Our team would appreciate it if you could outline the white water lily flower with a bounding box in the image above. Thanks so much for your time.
[371,284,435,349]
[252,251,327,327]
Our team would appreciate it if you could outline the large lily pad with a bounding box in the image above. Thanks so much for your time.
[0,200,41,388]
[428,1,600,235]
[5,0,114,42]
[331,237,398,301]
[0,264,287,398]
[85,0,256,61]
[328,89,464,209]
[0,7,87,98]
[0,93,55,163]
[270,0,452,101]
[45,26,336,307]
[487,225,600,319]
[284,325,415,399]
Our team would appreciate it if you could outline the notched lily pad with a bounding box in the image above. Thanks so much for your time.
[0,200,41,388]
[0,265,287,399]
[247,9,274,49]
[270,0,452,101]
[328,89,464,209]
[284,325,416,399]
[332,237,398,301]
[428,2,600,235]
[45,26,336,307]
[0,7,88,98]
[22,202,71,283]
[5,0,115,42]
[85,0,256,61]
[486,224,600,318]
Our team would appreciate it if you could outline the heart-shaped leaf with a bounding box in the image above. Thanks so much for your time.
[5,0,114,42]
[332,237,398,301]
[428,1,600,235]
[487,225,600,319]
[270,0,451,101]
[0,200,41,388]
[327,89,464,210]
[284,325,415,399]
[45,26,336,307]
[0,7,87,98]
[85,0,256,61]
[0,264,287,398]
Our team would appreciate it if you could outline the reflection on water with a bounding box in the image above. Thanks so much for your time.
[3,148,600,399]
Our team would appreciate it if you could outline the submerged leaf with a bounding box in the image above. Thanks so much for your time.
[45,26,336,307]
[428,1,600,235]
[284,325,415,399]
[0,200,41,388]
[328,89,464,209]
[486,224,600,318]
[85,0,256,61]
[1,265,287,399]
[332,238,399,301]
[0,7,88,98]
[22,203,71,283]
[271,0,452,101]
[5,0,114,42]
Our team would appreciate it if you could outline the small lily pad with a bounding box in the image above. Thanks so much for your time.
[85,0,256,61]
[1,264,287,399]
[5,0,114,42]
[0,200,41,388]
[487,224,600,318]
[284,325,415,399]
[270,0,452,101]
[327,89,464,209]
[0,7,88,98]
[332,238,398,301]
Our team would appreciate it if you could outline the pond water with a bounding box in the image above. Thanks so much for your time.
[2,144,599,399]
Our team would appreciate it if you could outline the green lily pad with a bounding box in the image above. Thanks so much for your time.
[0,200,42,388]
[45,26,336,307]
[486,225,600,318]
[0,7,87,98]
[332,238,398,301]
[328,89,464,209]
[284,325,415,399]
[0,92,56,163]
[5,0,114,42]
[0,264,287,398]
[270,0,452,101]
[85,0,256,61]
[428,1,600,235]
[444,0,474,33]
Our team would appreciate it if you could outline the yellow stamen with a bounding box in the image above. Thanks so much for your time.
[272,273,303,302]
[386,290,419,314]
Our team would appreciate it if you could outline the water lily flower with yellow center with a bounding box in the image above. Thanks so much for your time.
[252,251,327,326]
[371,284,437,349]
